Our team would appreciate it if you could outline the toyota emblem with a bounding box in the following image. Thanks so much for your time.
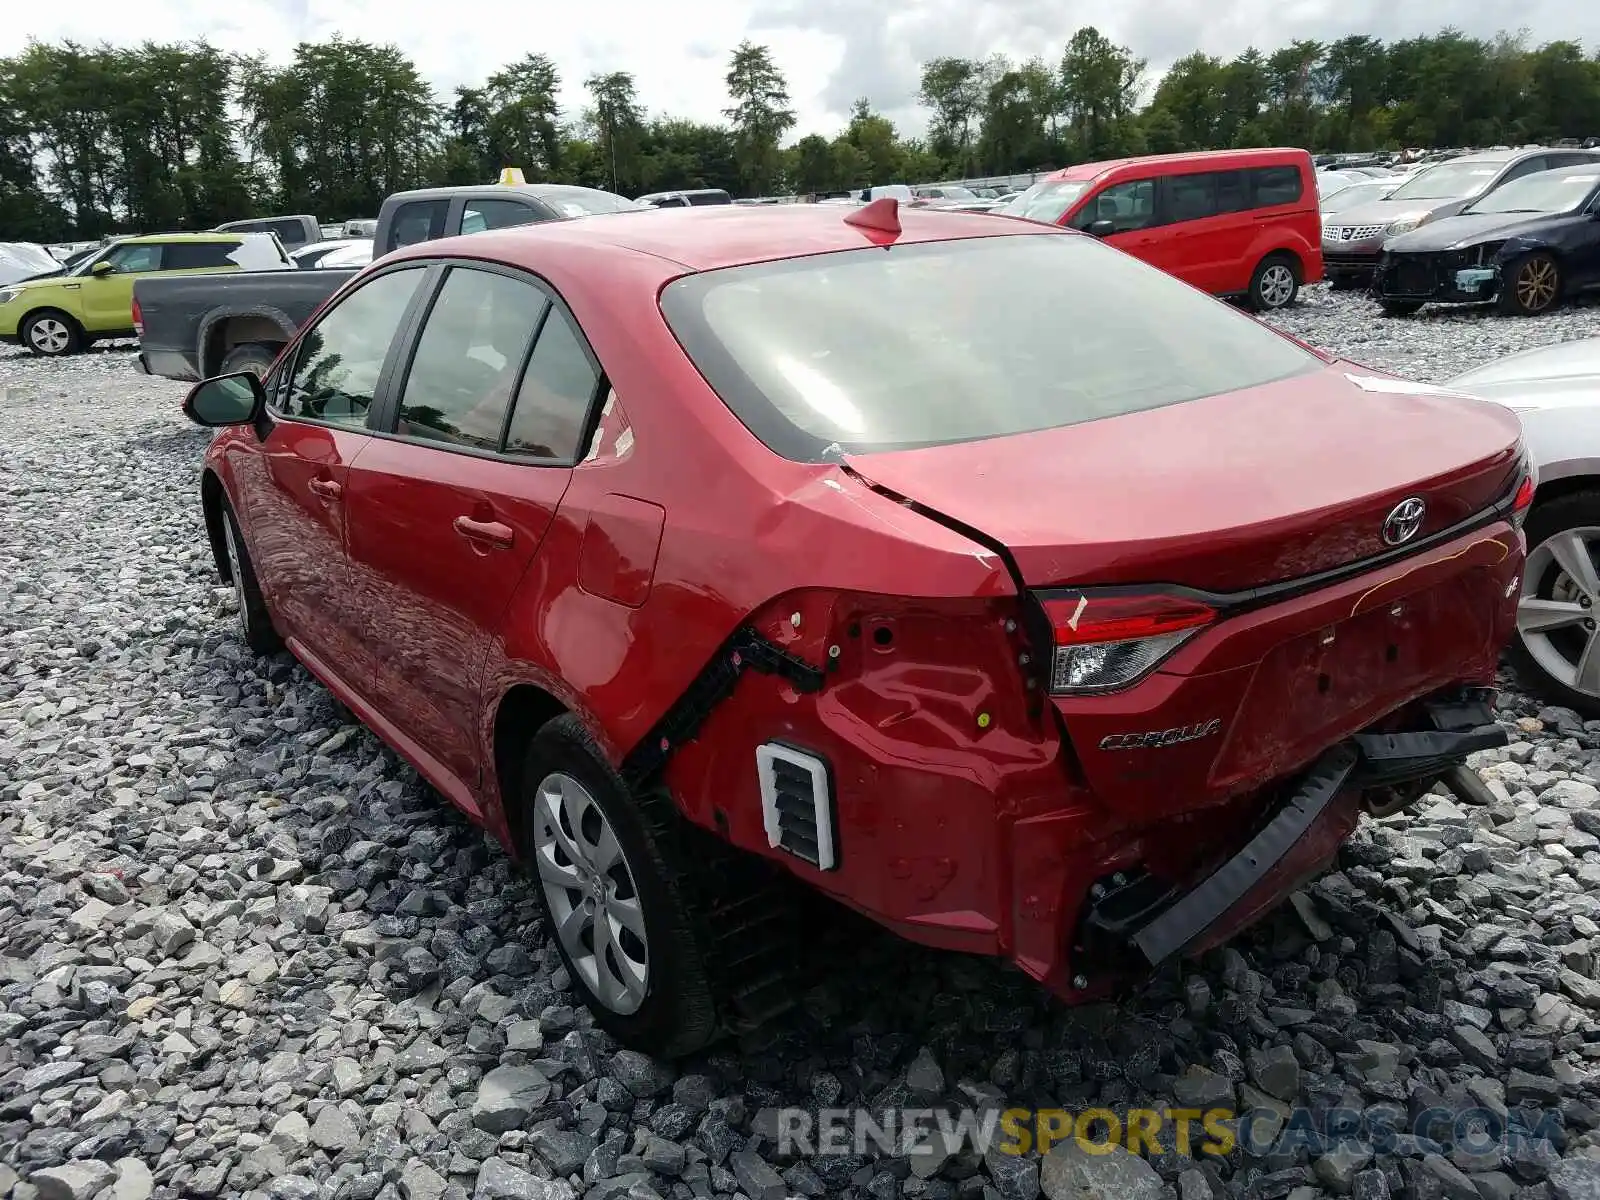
[1382,497,1427,546]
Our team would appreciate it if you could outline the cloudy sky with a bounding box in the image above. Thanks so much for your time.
[6,0,1598,139]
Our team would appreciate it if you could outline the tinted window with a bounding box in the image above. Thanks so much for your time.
[395,268,546,451]
[1165,174,1217,222]
[268,219,308,245]
[164,242,238,270]
[387,200,449,252]
[504,309,600,460]
[1251,165,1304,206]
[1214,171,1251,213]
[686,191,733,206]
[104,243,164,273]
[280,268,426,428]
[660,235,1319,460]
[460,199,546,236]
[1071,179,1156,232]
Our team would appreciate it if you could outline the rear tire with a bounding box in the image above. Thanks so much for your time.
[218,496,282,655]
[21,309,82,357]
[1248,254,1300,312]
[520,716,720,1057]
[219,342,283,380]
[1498,252,1563,317]
[1507,491,1600,719]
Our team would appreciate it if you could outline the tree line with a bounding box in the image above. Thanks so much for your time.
[1,27,1598,241]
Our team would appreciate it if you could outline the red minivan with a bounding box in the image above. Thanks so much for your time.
[999,148,1324,311]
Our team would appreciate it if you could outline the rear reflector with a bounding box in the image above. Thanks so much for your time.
[1039,591,1216,694]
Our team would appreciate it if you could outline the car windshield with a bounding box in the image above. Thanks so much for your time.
[1387,160,1502,200]
[660,234,1321,460]
[999,181,1090,223]
[1463,169,1600,215]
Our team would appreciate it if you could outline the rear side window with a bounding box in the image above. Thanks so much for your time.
[394,268,546,452]
[461,199,546,236]
[387,200,449,252]
[1251,165,1304,205]
[164,242,239,270]
[268,219,308,244]
[504,309,600,460]
[1165,174,1217,222]
[660,234,1320,460]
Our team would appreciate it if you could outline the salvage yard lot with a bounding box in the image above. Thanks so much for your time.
[4,285,1600,1200]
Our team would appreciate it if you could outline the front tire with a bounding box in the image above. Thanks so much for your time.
[1498,252,1563,316]
[1508,491,1600,718]
[21,310,82,357]
[218,497,282,655]
[520,716,719,1057]
[1248,254,1300,312]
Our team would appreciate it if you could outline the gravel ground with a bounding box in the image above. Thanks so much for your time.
[5,291,1600,1200]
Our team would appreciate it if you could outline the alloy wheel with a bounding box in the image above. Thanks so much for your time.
[532,771,649,1014]
[1258,264,1296,308]
[1518,526,1600,698]
[28,318,71,354]
[222,515,250,639]
[1515,259,1558,312]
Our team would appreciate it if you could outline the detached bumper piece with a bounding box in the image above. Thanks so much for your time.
[1078,690,1507,970]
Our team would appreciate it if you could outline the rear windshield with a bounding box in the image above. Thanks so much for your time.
[660,234,1321,460]
[999,181,1090,223]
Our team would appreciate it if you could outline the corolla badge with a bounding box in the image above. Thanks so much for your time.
[1099,719,1222,751]
[1381,496,1427,547]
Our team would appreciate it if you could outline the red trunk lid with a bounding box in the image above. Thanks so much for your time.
[843,363,1524,592]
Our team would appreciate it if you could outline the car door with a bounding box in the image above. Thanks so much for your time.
[237,264,432,685]
[342,262,599,797]
[79,241,165,332]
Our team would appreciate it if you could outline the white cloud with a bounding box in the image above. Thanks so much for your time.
[5,0,1599,142]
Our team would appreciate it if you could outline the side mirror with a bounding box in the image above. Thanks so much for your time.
[91,260,114,276]
[1088,219,1116,238]
[183,372,265,428]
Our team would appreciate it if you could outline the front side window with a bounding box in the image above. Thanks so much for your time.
[280,267,426,428]
[387,200,449,252]
[1071,179,1157,232]
[394,267,547,451]
[461,200,546,236]
[104,243,163,273]
[660,234,1320,460]
[504,308,600,460]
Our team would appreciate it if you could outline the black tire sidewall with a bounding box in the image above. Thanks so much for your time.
[520,716,717,1056]
[1506,491,1600,718]
[22,310,81,357]
[1249,255,1299,311]
[1499,253,1561,317]
[219,497,282,655]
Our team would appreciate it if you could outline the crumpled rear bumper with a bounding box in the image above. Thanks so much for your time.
[1065,688,1505,982]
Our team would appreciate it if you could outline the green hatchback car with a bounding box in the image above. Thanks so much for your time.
[0,231,290,357]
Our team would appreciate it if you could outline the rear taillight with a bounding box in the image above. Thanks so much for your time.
[1512,472,1535,529]
[131,295,143,337]
[1038,590,1216,695]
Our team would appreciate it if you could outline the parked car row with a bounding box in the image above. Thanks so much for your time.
[175,197,1533,1054]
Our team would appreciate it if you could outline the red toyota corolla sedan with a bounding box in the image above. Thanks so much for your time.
[182,199,1531,1055]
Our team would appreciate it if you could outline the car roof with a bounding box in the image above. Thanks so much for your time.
[386,203,1041,275]
[1047,148,1306,182]
[386,183,633,204]
[121,232,255,244]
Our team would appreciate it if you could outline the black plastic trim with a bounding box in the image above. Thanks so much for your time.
[621,628,826,791]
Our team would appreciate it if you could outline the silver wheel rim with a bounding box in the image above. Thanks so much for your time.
[29,318,70,353]
[1518,525,1600,697]
[222,516,250,638]
[532,772,649,1014]
[1259,265,1296,308]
